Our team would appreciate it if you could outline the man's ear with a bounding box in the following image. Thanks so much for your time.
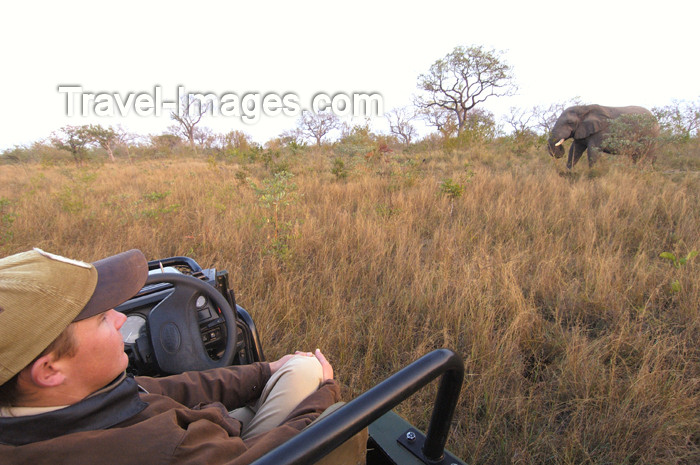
[29,354,67,388]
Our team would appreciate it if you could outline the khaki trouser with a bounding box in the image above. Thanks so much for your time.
[229,355,324,439]
[229,355,366,464]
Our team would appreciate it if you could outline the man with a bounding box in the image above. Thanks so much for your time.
[0,248,362,464]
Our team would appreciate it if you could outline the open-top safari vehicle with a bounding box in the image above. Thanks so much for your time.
[115,256,466,465]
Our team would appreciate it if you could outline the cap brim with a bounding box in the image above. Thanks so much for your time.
[74,249,148,321]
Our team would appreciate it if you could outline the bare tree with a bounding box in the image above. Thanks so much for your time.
[385,107,417,146]
[532,98,583,136]
[502,107,539,154]
[415,45,516,135]
[652,99,700,140]
[170,94,211,153]
[297,110,339,146]
[193,126,217,151]
[503,107,536,136]
[278,128,305,147]
[114,128,140,162]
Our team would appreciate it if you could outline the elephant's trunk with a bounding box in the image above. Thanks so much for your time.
[547,136,566,158]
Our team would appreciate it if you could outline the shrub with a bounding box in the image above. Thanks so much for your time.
[601,114,659,163]
[443,109,497,153]
[331,158,348,180]
[248,170,300,260]
[334,123,376,158]
[439,178,464,198]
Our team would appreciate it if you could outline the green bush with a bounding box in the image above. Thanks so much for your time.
[331,158,348,180]
[334,123,376,158]
[443,109,497,153]
[601,114,659,163]
[439,178,464,198]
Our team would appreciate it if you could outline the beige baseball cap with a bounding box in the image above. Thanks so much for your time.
[0,248,148,385]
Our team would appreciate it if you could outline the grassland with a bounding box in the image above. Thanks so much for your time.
[1,143,698,464]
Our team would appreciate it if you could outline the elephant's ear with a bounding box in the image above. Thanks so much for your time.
[574,119,602,139]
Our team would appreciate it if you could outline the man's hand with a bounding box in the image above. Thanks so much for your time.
[267,349,334,382]
[314,349,334,382]
[268,354,297,374]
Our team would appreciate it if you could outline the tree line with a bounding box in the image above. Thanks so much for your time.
[2,45,699,165]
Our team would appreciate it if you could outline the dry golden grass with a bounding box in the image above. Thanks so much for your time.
[1,148,698,464]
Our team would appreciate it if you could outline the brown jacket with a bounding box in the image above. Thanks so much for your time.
[0,362,340,464]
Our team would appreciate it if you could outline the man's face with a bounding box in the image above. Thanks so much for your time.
[62,309,128,393]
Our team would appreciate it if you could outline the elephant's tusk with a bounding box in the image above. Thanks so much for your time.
[554,138,565,147]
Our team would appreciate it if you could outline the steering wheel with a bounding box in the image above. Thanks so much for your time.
[144,272,237,374]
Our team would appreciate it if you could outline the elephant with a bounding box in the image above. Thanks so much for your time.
[547,104,659,169]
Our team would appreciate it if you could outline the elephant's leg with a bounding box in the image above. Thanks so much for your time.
[566,141,587,169]
[587,145,601,167]
[566,144,576,169]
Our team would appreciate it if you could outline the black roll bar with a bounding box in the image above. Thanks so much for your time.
[251,348,464,465]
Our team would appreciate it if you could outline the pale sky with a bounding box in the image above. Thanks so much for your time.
[1,0,698,150]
